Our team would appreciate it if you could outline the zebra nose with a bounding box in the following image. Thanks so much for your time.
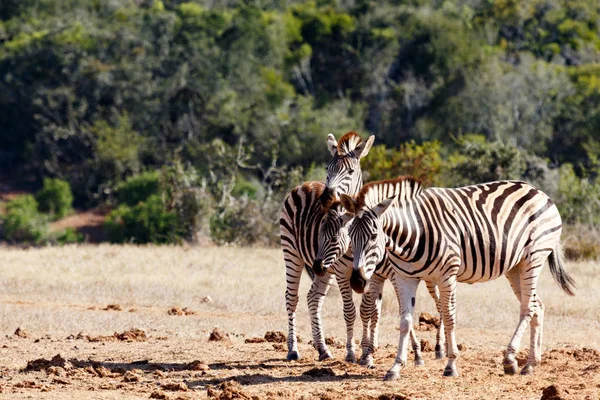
[312,259,327,277]
[350,268,367,294]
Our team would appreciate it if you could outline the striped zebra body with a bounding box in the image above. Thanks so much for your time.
[280,132,374,362]
[340,178,575,380]
[315,177,446,367]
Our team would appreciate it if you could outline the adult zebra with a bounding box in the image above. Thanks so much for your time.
[339,177,576,380]
[280,131,374,362]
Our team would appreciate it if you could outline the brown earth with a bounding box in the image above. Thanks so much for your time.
[1,245,599,399]
[1,333,599,399]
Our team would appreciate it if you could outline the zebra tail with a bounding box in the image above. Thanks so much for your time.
[304,265,316,281]
[548,242,576,296]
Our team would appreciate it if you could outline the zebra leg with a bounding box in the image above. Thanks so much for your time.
[336,273,358,363]
[439,274,460,377]
[394,278,424,366]
[307,272,335,361]
[383,276,419,381]
[503,267,522,374]
[359,274,385,367]
[519,255,548,375]
[284,254,305,361]
[504,259,544,375]
[425,281,446,360]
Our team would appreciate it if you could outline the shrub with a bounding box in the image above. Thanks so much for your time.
[116,171,160,206]
[448,135,526,186]
[104,195,182,244]
[562,225,600,261]
[210,199,278,246]
[556,163,600,227]
[35,178,74,219]
[1,195,48,243]
[361,141,445,186]
[53,228,85,245]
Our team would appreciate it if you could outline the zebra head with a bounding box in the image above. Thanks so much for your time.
[325,132,375,197]
[339,194,396,293]
[313,189,353,276]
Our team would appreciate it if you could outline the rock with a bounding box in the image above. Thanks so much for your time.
[209,328,230,342]
[14,327,29,338]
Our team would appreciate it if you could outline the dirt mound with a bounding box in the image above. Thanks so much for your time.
[168,307,196,316]
[416,312,440,331]
[207,380,253,400]
[540,384,567,400]
[87,328,147,342]
[378,395,410,400]
[103,304,122,311]
[245,337,267,343]
[546,347,600,362]
[150,390,168,399]
[264,331,286,343]
[23,354,68,372]
[303,367,336,378]
[186,360,210,371]
[420,339,434,352]
[209,328,230,342]
[14,327,29,338]
[162,382,188,392]
[325,337,344,349]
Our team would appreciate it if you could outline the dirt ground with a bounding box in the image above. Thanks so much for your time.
[1,245,599,399]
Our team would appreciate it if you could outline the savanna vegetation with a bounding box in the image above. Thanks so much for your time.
[0,0,599,257]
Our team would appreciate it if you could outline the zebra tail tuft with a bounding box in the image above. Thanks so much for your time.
[304,264,316,281]
[548,241,576,296]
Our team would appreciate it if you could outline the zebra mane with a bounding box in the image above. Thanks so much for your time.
[356,176,423,209]
[336,132,363,156]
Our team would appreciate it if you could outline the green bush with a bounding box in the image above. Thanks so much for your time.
[35,178,74,219]
[54,228,85,245]
[116,171,161,206]
[105,195,182,244]
[448,135,526,186]
[210,199,278,246]
[562,225,600,261]
[1,195,48,243]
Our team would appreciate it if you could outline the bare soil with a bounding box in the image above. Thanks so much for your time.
[0,245,599,399]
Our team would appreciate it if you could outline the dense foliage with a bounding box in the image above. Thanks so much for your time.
[0,0,599,254]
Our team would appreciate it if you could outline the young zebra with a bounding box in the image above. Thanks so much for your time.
[280,132,374,362]
[315,198,446,367]
[339,177,576,380]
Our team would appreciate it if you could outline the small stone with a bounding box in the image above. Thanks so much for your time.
[14,327,29,338]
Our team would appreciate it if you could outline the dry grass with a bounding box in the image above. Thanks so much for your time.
[1,244,597,347]
[0,245,599,399]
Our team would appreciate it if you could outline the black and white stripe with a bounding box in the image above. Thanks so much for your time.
[340,178,575,380]
[280,132,373,362]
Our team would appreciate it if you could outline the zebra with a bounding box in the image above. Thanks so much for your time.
[280,132,374,362]
[339,177,576,380]
[314,201,446,368]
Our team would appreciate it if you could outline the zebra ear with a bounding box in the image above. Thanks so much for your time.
[327,133,338,156]
[319,186,337,210]
[339,194,357,215]
[373,196,395,217]
[354,135,375,159]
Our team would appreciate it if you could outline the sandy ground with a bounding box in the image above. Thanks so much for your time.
[0,245,599,399]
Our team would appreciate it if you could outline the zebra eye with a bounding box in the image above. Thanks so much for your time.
[348,169,355,174]
[370,233,377,241]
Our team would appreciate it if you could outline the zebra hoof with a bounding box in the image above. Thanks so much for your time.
[443,366,459,377]
[414,358,424,367]
[503,361,518,375]
[520,365,534,375]
[383,370,400,381]
[359,355,374,368]
[318,350,334,361]
[345,353,357,363]
[435,351,445,360]
[287,351,300,361]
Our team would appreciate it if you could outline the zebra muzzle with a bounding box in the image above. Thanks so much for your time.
[312,259,327,277]
[350,268,368,294]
